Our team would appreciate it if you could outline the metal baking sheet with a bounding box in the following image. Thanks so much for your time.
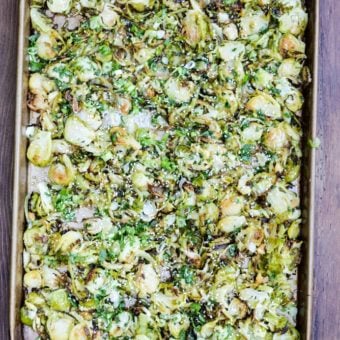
[10,0,319,338]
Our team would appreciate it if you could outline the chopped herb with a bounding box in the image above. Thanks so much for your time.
[178,265,195,285]
[239,144,255,162]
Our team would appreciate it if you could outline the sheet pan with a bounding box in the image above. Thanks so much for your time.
[10,1,319,338]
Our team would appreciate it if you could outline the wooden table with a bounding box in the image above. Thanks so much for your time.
[0,1,339,339]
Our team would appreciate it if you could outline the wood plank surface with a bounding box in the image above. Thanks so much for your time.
[0,1,339,339]
[312,1,340,339]
[0,0,19,339]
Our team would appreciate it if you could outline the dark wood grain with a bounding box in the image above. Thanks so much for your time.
[0,0,19,339]
[0,1,339,339]
[312,1,340,339]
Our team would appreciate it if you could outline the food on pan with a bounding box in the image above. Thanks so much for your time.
[22,0,309,338]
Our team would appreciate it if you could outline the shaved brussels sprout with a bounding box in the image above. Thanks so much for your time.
[241,123,263,142]
[285,89,304,112]
[73,57,99,82]
[129,0,154,12]
[46,313,75,340]
[47,0,72,14]
[219,90,238,115]
[27,130,52,167]
[76,107,102,130]
[52,139,73,154]
[80,0,103,9]
[264,125,289,151]
[218,215,247,234]
[21,307,35,327]
[24,270,42,289]
[47,289,71,312]
[69,324,92,340]
[238,318,269,338]
[278,58,302,82]
[218,41,245,61]
[220,196,244,216]
[131,170,153,191]
[288,221,300,239]
[239,9,269,38]
[85,268,109,294]
[49,155,75,186]
[100,4,119,28]
[223,23,238,41]
[109,312,133,337]
[41,266,62,289]
[47,63,72,83]
[164,78,194,103]
[239,287,270,309]
[279,33,306,56]
[277,0,302,6]
[24,227,48,255]
[279,7,308,36]
[135,336,150,340]
[246,93,281,119]
[26,291,46,307]
[228,298,248,319]
[200,321,219,338]
[168,313,190,338]
[134,47,155,64]
[38,182,54,214]
[135,264,159,297]
[252,68,273,90]
[36,33,58,60]
[29,73,55,95]
[182,3,210,47]
[119,237,140,263]
[64,115,96,147]
[267,185,299,215]
[252,172,276,196]
[84,217,115,235]
[152,292,185,313]
[56,231,83,253]
[30,8,52,33]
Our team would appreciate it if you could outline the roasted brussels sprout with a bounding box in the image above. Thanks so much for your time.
[27,130,52,167]
[30,8,52,33]
[36,33,59,60]
[279,7,308,36]
[218,215,247,234]
[24,270,42,289]
[246,93,281,119]
[46,313,75,340]
[279,33,306,56]
[164,78,194,103]
[129,0,154,12]
[218,41,245,61]
[48,155,75,186]
[182,1,211,47]
[99,4,119,28]
[223,23,238,41]
[47,0,72,14]
[47,289,71,312]
[64,115,96,147]
[239,9,269,38]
